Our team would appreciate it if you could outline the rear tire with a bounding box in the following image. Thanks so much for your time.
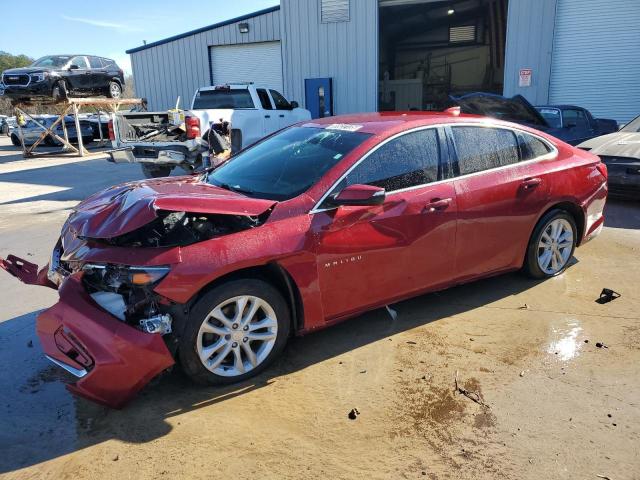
[10,134,21,146]
[179,279,290,385]
[141,164,172,178]
[107,81,122,99]
[524,209,577,279]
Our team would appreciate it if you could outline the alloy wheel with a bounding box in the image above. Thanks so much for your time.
[110,83,121,98]
[537,218,574,275]
[196,295,278,377]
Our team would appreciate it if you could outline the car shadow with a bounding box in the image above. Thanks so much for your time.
[604,198,640,229]
[0,271,543,473]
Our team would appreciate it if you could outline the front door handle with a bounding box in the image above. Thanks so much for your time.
[521,177,542,189]
[423,198,451,212]
[264,115,271,118]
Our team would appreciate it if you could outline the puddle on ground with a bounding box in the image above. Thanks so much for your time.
[546,319,583,361]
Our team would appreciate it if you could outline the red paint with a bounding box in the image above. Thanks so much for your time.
[1,112,608,407]
[36,274,174,408]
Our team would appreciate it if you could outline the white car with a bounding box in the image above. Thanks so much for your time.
[109,84,312,178]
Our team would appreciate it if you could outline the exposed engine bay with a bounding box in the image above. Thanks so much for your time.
[93,209,269,248]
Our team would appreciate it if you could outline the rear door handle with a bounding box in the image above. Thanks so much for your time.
[423,198,451,212]
[521,177,542,189]
[279,114,285,118]
[264,115,271,118]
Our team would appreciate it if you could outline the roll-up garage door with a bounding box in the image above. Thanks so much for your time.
[209,41,283,91]
[549,0,640,124]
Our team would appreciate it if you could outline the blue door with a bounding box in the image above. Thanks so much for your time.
[305,78,333,119]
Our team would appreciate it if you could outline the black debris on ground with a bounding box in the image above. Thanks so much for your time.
[348,408,360,420]
[596,288,621,304]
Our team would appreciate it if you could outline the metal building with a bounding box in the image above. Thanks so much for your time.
[128,0,640,124]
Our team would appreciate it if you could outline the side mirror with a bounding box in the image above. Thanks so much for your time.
[69,64,79,70]
[329,184,385,207]
[290,101,299,109]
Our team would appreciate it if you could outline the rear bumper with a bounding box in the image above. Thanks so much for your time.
[581,182,608,244]
[36,273,175,408]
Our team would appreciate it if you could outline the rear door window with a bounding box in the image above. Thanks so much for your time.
[562,109,589,128]
[269,90,291,110]
[518,132,552,161]
[256,89,273,110]
[88,56,103,69]
[451,126,520,175]
[192,89,255,109]
[338,128,441,192]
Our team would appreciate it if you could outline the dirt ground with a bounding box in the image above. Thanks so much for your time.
[0,135,638,480]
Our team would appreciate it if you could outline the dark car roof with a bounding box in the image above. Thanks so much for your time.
[536,105,585,111]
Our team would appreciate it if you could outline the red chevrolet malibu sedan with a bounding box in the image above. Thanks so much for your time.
[1,111,607,407]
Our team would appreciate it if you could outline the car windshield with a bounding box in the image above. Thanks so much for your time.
[31,56,71,68]
[193,89,255,109]
[536,108,562,128]
[621,114,640,132]
[207,127,372,201]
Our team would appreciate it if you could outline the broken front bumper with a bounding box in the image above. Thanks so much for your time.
[36,273,175,408]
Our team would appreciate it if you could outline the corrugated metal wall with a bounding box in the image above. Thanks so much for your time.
[502,0,557,104]
[549,0,640,124]
[280,0,378,114]
[129,9,281,111]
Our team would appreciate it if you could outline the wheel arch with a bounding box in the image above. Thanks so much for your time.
[188,263,304,335]
[540,201,585,246]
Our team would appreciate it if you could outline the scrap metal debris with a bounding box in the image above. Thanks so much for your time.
[454,371,490,409]
[385,305,398,321]
[596,342,608,349]
[596,288,621,304]
[348,408,360,420]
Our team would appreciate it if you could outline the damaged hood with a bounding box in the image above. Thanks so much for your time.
[68,176,277,239]
[450,93,549,129]
[579,131,640,158]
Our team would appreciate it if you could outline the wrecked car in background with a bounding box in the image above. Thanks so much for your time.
[579,113,640,198]
[108,83,311,178]
[1,111,607,408]
[1,54,125,102]
[9,115,94,147]
[451,93,618,145]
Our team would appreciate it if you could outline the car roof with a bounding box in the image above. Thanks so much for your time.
[302,111,529,135]
[536,105,584,110]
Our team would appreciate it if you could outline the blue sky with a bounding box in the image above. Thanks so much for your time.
[0,0,279,74]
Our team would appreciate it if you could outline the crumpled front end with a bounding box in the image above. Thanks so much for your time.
[36,273,175,408]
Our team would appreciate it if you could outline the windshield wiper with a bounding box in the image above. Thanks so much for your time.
[216,182,255,196]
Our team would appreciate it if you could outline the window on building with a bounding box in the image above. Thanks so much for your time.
[257,89,273,110]
[269,90,291,110]
[452,127,520,175]
[562,109,589,129]
[337,129,440,192]
[321,0,350,23]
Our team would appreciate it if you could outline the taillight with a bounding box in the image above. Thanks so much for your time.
[186,116,200,139]
[596,162,608,180]
[107,119,115,141]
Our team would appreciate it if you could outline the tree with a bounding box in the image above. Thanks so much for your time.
[0,51,34,116]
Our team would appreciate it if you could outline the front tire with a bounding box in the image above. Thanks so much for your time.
[52,80,67,102]
[10,134,21,146]
[524,209,577,279]
[179,279,290,385]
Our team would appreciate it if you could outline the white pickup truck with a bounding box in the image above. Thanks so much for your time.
[108,83,311,178]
